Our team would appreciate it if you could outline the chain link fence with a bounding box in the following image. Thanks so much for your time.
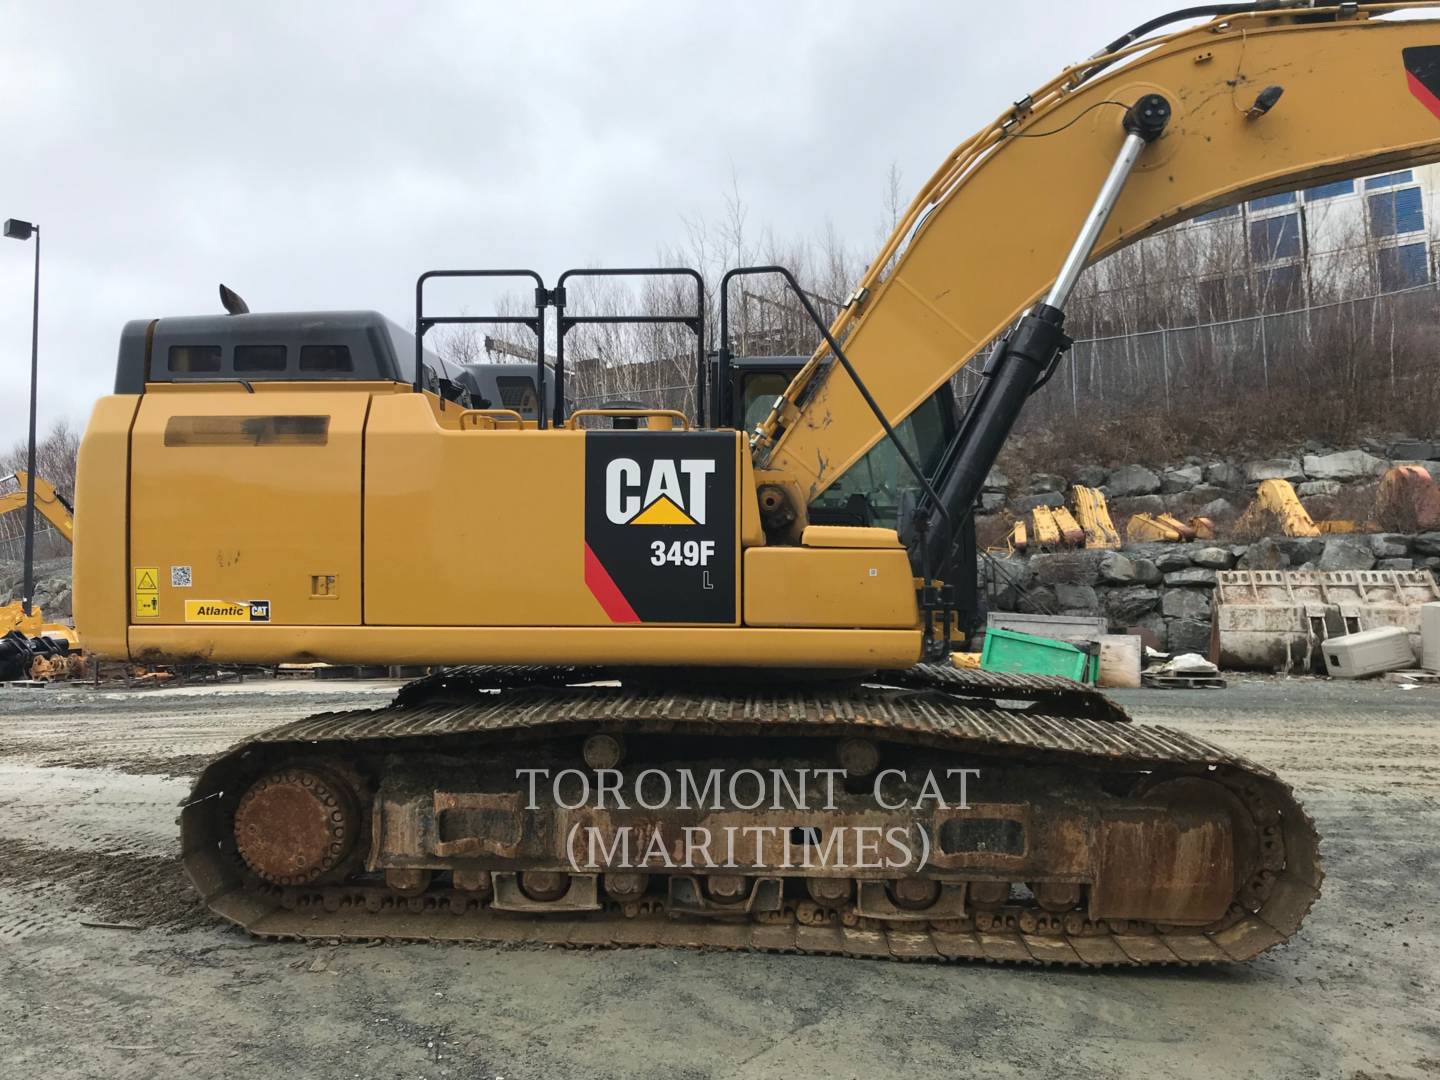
[1057,278,1440,419]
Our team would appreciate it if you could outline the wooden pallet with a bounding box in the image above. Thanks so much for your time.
[1141,673,1227,690]
[1384,669,1440,685]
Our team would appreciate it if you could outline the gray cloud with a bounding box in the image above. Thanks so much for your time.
[0,0,1158,437]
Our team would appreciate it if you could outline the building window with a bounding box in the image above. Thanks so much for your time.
[299,345,353,372]
[234,345,287,372]
[1248,192,1296,211]
[169,345,221,373]
[1198,276,1246,321]
[1364,170,1414,190]
[1377,242,1430,292]
[1249,213,1302,263]
[1369,186,1424,238]
[1256,265,1303,312]
[1305,180,1355,201]
[1194,205,1240,223]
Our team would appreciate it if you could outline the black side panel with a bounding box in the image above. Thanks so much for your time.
[583,432,737,624]
[1405,46,1440,118]
[114,319,155,393]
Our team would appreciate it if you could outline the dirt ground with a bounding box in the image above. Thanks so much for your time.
[0,675,1437,1080]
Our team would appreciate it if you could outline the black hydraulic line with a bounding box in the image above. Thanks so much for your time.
[1076,1,1345,86]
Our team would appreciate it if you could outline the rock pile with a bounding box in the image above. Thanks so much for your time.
[981,437,1440,536]
[980,533,1440,651]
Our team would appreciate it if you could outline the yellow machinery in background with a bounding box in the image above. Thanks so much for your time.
[1072,486,1120,549]
[74,3,1440,965]
[0,471,77,644]
[0,471,75,544]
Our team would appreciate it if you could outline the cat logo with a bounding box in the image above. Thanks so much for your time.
[604,457,716,526]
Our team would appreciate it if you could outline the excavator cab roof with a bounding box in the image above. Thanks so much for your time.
[114,309,454,393]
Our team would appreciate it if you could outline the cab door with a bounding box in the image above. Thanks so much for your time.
[128,388,366,628]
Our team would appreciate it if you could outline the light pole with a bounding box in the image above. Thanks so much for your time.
[4,218,40,617]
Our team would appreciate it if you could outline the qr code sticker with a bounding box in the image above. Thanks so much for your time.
[171,565,193,588]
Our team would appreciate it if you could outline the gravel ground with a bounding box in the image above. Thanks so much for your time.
[0,675,1436,1079]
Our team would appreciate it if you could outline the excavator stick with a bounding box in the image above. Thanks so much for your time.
[1072,486,1120,550]
[1030,506,1062,548]
[1126,513,1183,543]
[1052,506,1086,547]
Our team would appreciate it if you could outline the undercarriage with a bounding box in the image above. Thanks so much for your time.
[181,666,1321,966]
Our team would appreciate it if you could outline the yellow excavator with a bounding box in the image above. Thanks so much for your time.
[1,470,77,644]
[76,3,1440,965]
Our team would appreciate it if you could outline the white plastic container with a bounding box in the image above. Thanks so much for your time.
[1423,602,1440,673]
[1321,625,1415,679]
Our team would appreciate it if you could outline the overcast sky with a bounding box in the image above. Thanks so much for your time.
[0,0,1163,441]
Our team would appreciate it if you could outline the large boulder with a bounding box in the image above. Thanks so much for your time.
[1098,552,1139,584]
[1107,465,1162,497]
[1152,548,1193,573]
[1237,537,1290,570]
[1302,450,1388,482]
[1390,439,1440,460]
[1297,479,1341,498]
[1130,612,1168,650]
[1031,549,1110,585]
[1073,464,1109,488]
[1099,551,1161,585]
[1171,483,1230,509]
[1162,588,1212,621]
[1027,473,1067,494]
[1164,567,1218,587]
[1411,532,1440,557]
[1317,536,1376,571]
[1160,465,1203,494]
[1112,494,1167,517]
[1205,462,1246,490]
[1276,536,1325,565]
[1011,492,1064,513]
[1190,546,1236,570]
[980,492,1007,513]
[983,469,1010,493]
[1244,458,1305,483]
[1017,585,1058,615]
[1055,582,1099,614]
[1370,533,1409,559]
[1102,585,1160,623]
[1377,558,1415,571]
[1167,618,1213,655]
[1195,498,1234,521]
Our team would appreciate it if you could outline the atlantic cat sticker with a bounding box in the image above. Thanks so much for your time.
[184,599,271,623]
[584,432,736,623]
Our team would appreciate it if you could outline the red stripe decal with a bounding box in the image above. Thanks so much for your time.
[584,543,640,623]
[1407,70,1440,121]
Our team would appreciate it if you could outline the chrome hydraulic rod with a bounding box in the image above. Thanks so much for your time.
[910,95,1171,609]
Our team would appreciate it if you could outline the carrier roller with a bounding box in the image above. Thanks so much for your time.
[181,666,1320,966]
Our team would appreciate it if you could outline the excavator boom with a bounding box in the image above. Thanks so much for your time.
[757,5,1440,530]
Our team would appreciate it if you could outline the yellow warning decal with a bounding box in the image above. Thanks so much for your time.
[629,495,695,526]
[185,600,271,623]
[134,567,159,618]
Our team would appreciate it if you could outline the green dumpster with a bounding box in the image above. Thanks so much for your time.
[980,627,1095,683]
